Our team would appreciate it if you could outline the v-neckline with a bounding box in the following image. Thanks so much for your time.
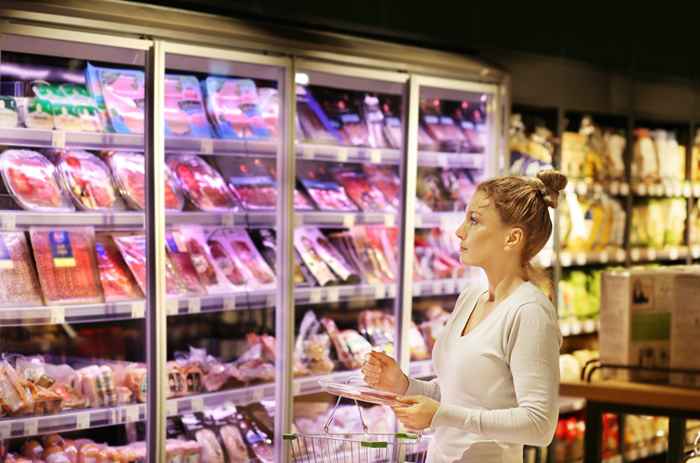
[459,283,527,339]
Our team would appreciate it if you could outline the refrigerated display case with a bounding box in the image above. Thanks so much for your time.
[0,1,508,460]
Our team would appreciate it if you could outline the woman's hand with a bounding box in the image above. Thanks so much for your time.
[361,351,409,395]
[392,395,440,432]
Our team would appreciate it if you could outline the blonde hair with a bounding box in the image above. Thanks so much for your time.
[476,170,568,294]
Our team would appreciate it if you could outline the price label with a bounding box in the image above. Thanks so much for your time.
[620,183,630,196]
[302,146,315,160]
[0,424,9,439]
[370,149,382,163]
[190,397,204,413]
[167,401,178,417]
[252,387,265,402]
[647,248,657,260]
[24,420,38,437]
[437,154,449,168]
[1,213,16,231]
[309,288,322,304]
[326,287,339,303]
[337,148,349,163]
[384,214,396,227]
[575,253,587,266]
[223,297,236,312]
[51,130,66,148]
[200,138,214,155]
[631,249,641,261]
[51,307,65,325]
[432,281,443,295]
[387,284,397,298]
[131,301,145,319]
[166,299,179,316]
[342,214,356,228]
[126,405,140,423]
[444,280,456,295]
[373,284,386,300]
[222,213,235,227]
[413,285,422,297]
[188,298,201,314]
[669,247,679,260]
[76,413,90,430]
[599,251,609,264]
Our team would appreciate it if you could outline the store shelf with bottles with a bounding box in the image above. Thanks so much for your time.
[559,248,627,267]
[631,181,692,198]
[628,246,690,263]
[569,179,631,197]
[559,318,599,337]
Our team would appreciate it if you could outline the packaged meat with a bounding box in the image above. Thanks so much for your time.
[0,96,20,128]
[85,64,145,134]
[56,150,124,211]
[30,81,102,132]
[43,445,71,463]
[122,363,147,403]
[227,159,277,211]
[219,425,250,462]
[319,379,401,407]
[113,233,187,296]
[296,85,342,144]
[420,305,451,351]
[166,230,207,295]
[0,149,74,212]
[0,359,29,414]
[236,413,274,463]
[206,228,275,289]
[362,95,388,148]
[257,87,280,138]
[420,99,464,152]
[293,228,338,287]
[333,168,395,212]
[106,151,184,211]
[168,155,237,211]
[379,96,403,149]
[361,165,400,210]
[321,318,370,370]
[358,310,394,354]
[30,227,103,305]
[298,161,359,212]
[21,441,44,460]
[301,228,360,284]
[78,443,102,463]
[175,225,235,294]
[294,187,315,211]
[250,228,313,287]
[164,74,212,137]
[194,429,225,463]
[452,100,486,153]
[0,232,43,308]
[203,77,270,139]
[94,232,143,302]
[76,365,117,408]
[296,311,336,375]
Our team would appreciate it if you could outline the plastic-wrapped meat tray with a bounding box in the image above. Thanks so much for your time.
[94,232,143,302]
[0,149,74,212]
[0,232,43,308]
[85,64,145,134]
[107,151,184,211]
[203,77,270,139]
[57,150,124,211]
[333,169,394,212]
[164,74,212,137]
[319,379,401,407]
[168,155,237,211]
[206,228,275,290]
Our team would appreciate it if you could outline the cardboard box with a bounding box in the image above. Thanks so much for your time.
[600,267,700,384]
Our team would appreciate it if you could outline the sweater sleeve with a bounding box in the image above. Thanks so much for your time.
[431,301,561,447]
[406,377,441,401]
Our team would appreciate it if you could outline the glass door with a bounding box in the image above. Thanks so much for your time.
[158,41,292,461]
[289,59,411,458]
[0,24,152,460]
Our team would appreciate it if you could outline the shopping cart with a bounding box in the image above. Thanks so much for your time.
[284,387,428,463]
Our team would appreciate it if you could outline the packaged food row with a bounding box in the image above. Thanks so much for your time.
[633,129,686,184]
[508,113,554,177]
[416,167,479,213]
[691,202,700,246]
[561,117,626,181]
[558,270,603,325]
[414,221,466,281]
[630,198,687,249]
[2,435,203,463]
[418,98,487,153]
[559,190,626,253]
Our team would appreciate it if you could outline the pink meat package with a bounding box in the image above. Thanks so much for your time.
[298,162,359,212]
[168,155,237,211]
[173,225,236,295]
[94,232,143,302]
[206,228,275,290]
[227,159,277,211]
[56,150,125,211]
[29,227,103,305]
[0,232,43,308]
[333,168,395,213]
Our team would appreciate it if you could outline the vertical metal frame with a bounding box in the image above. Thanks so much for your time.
[145,39,168,463]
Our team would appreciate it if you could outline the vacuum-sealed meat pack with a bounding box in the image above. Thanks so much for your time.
[250,228,314,287]
[175,225,236,294]
[301,228,359,284]
[94,232,143,302]
[227,159,277,211]
[206,228,275,290]
[296,85,342,144]
[293,228,338,287]
[333,168,395,212]
[106,151,184,211]
[0,232,43,308]
[168,155,237,211]
[165,230,207,296]
[0,150,74,212]
[164,74,212,137]
[361,165,400,210]
[85,64,145,134]
[30,227,102,305]
[298,162,358,212]
[203,77,270,139]
[57,150,124,211]
[257,87,279,138]
[362,95,388,148]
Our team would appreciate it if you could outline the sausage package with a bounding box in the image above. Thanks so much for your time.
[174,225,236,294]
[293,228,338,287]
[57,150,125,211]
[168,155,237,211]
[0,232,43,308]
[30,227,103,305]
[206,228,275,290]
[94,232,143,302]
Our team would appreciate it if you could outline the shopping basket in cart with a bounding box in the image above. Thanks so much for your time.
[284,378,428,462]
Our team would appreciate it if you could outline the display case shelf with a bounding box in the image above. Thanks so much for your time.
[297,143,401,165]
[168,385,275,416]
[569,179,630,197]
[632,182,692,198]
[0,403,145,440]
[415,212,462,229]
[417,151,486,169]
[560,249,627,267]
[413,278,472,297]
[629,246,689,263]
[559,318,599,337]
[296,212,398,228]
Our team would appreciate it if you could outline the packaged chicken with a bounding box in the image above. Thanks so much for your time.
[333,167,395,212]
[298,162,359,212]
[203,77,270,140]
[106,151,184,211]
[94,232,143,302]
[168,155,237,211]
[0,232,43,308]
[56,150,124,211]
[164,74,212,137]
[227,159,277,211]
[30,227,102,305]
[206,228,275,289]
[0,149,74,212]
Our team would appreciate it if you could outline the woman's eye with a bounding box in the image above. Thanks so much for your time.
[469,215,478,225]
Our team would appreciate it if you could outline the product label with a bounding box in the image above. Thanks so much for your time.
[461,121,475,130]
[229,176,275,187]
[386,117,401,128]
[631,312,671,342]
[49,231,76,268]
[0,236,14,270]
[302,180,341,191]
[439,116,454,126]
[424,115,439,125]
[340,113,361,124]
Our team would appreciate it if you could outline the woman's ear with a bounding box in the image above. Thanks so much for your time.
[504,226,524,251]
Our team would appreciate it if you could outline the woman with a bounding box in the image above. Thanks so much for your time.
[362,170,567,462]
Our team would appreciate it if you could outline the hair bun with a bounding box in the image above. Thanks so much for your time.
[536,170,568,208]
